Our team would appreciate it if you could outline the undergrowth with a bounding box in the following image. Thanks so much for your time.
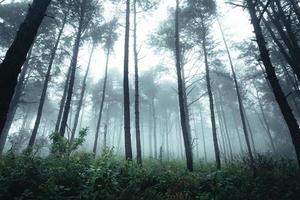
[0,151,299,200]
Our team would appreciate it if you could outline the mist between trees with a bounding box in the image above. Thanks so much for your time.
[0,0,300,173]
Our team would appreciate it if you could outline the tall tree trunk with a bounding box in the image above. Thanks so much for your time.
[70,44,95,143]
[247,0,300,167]
[0,0,51,136]
[123,0,133,160]
[202,30,220,169]
[175,0,193,171]
[59,7,85,136]
[55,66,71,131]
[199,108,207,162]
[93,48,110,154]
[29,12,68,147]
[133,0,142,164]
[217,18,254,168]
[0,48,33,153]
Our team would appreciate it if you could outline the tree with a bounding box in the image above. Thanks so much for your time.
[93,19,119,155]
[245,0,300,167]
[0,0,51,140]
[59,0,100,137]
[216,17,254,168]
[29,4,70,147]
[123,0,133,160]
[186,0,220,169]
[174,0,193,171]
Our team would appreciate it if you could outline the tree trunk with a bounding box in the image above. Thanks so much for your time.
[70,44,94,143]
[123,0,133,160]
[59,7,85,137]
[0,47,33,154]
[217,18,254,168]
[55,66,71,131]
[0,0,51,136]
[202,30,220,169]
[93,48,110,155]
[133,0,142,164]
[247,0,300,167]
[29,12,67,147]
[175,0,193,171]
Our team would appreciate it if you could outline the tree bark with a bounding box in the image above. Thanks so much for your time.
[70,44,94,143]
[0,47,33,153]
[247,0,300,167]
[0,0,51,136]
[133,0,142,164]
[217,18,254,168]
[93,48,110,155]
[123,0,133,160]
[202,29,221,169]
[29,11,67,147]
[175,0,193,171]
[55,66,71,131]
[59,5,85,137]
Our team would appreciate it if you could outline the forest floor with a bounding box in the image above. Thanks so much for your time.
[0,151,299,200]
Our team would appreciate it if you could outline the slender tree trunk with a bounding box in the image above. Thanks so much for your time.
[133,0,142,164]
[55,66,71,131]
[0,0,51,136]
[70,44,95,143]
[59,6,85,136]
[247,0,300,167]
[175,0,193,171]
[123,0,133,160]
[0,48,33,153]
[202,31,220,169]
[29,12,68,147]
[217,18,254,167]
[93,48,110,154]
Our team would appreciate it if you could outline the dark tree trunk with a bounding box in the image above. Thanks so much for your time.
[247,0,300,167]
[0,0,51,136]
[217,18,254,168]
[133,0,142,164]
[71,44,94,143]
[59,7,85,136]
[29,12,67,147]
[175,0,193,171]
[93,48,110,155]
[202,31,221,169]
[0,48,33,153]
[123,0,133,160]
[55,66,71,131]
